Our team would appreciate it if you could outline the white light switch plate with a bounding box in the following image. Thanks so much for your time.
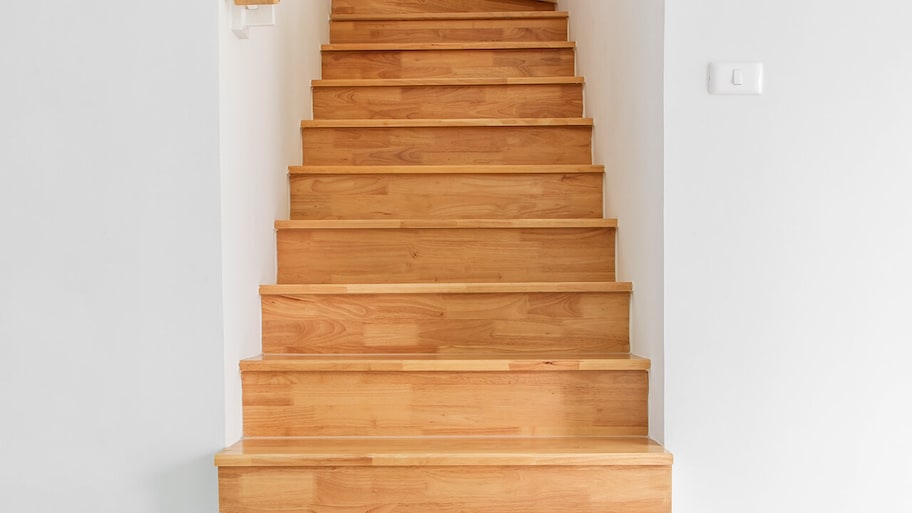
[709,62,763,95]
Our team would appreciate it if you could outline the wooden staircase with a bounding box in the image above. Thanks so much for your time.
[216,0,672,511]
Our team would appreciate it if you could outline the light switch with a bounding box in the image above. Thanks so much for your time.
[709,62,763,95]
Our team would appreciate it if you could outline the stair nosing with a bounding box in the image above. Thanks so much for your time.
[300,118,592,128]
[273,218,616,230]
[322,41,576,52]
[240,353,650,372]
[259,281,632,295]
[331,11,569,22]
[288,164,604,175]
[215,436,673,468]
[312,77,584,87]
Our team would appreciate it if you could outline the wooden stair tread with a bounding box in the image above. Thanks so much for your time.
[301,117,592,128]
[216,436,671,467]
[274,218,616,230]
[331,11,568,21]
[260,281,632,295]
[289,164,603,175]
[312,77,584,87]
[322,41,575,51]
[241,353,650,372]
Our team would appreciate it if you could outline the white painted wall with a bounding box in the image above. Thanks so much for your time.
[665,1,912,511]
[0,1,223,512]
[218,0,328,444]
[560,0,666,441]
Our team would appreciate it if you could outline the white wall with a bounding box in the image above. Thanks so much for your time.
[560,0,666,441]
[218,0,328,444]
[665,1,912,511]
[0,1,223,512]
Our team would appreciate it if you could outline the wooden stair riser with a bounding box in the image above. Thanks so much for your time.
[242,369,648,437]
[301,125,592,166]
[333,0,557,15]
[276,226,616,284]
[290,172,602,219]
[312,82,582,119]
[330,17,568,44]
[322,47,575,79]
[262,290,631,354]
[219,466,671,513]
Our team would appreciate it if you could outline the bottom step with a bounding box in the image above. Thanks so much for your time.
[217,437,672,513]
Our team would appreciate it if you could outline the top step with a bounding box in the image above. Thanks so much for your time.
[333,0,557,15]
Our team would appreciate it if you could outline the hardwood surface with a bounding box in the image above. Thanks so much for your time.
[242,370,648,437]
[260,283,631,356]
[275,218,614,228]
[290,172,602,219]
[322,41,576,51]
[313,76,585,86]
[275,224,616,284]
[217,436,671,467]
[331,11,568,21]
[330,16,567,44]
[332,0,557,15]
[260,281,633,294]
[217,0,672,509]
[312,82,582,119]
[322,46,575,79]
[289,163,602,174]
[241,353,650,372]
[219,466,670,513]
[301,117,591,127]
[301,125,592,166]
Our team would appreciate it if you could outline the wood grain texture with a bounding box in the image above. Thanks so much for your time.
[261,289,630,355]
[275,218,614,228]
[313,76,584,86]
[217,437,672,467]
[330,17,567,44]
[312,82,582,119]
[242,370,648,437]
[290,172,602,219]
[331,12,568,21]
[301,117,591,127]
[218,1,673,509]
[260,281,632,294]
[322,47,575,79]
[301,125,592,165]
[275,225,616,284]
[289,163,603,174]
[219,466,670,513]
[332,0,557,15]
[323,42,576,51]
[241,354,650,372]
